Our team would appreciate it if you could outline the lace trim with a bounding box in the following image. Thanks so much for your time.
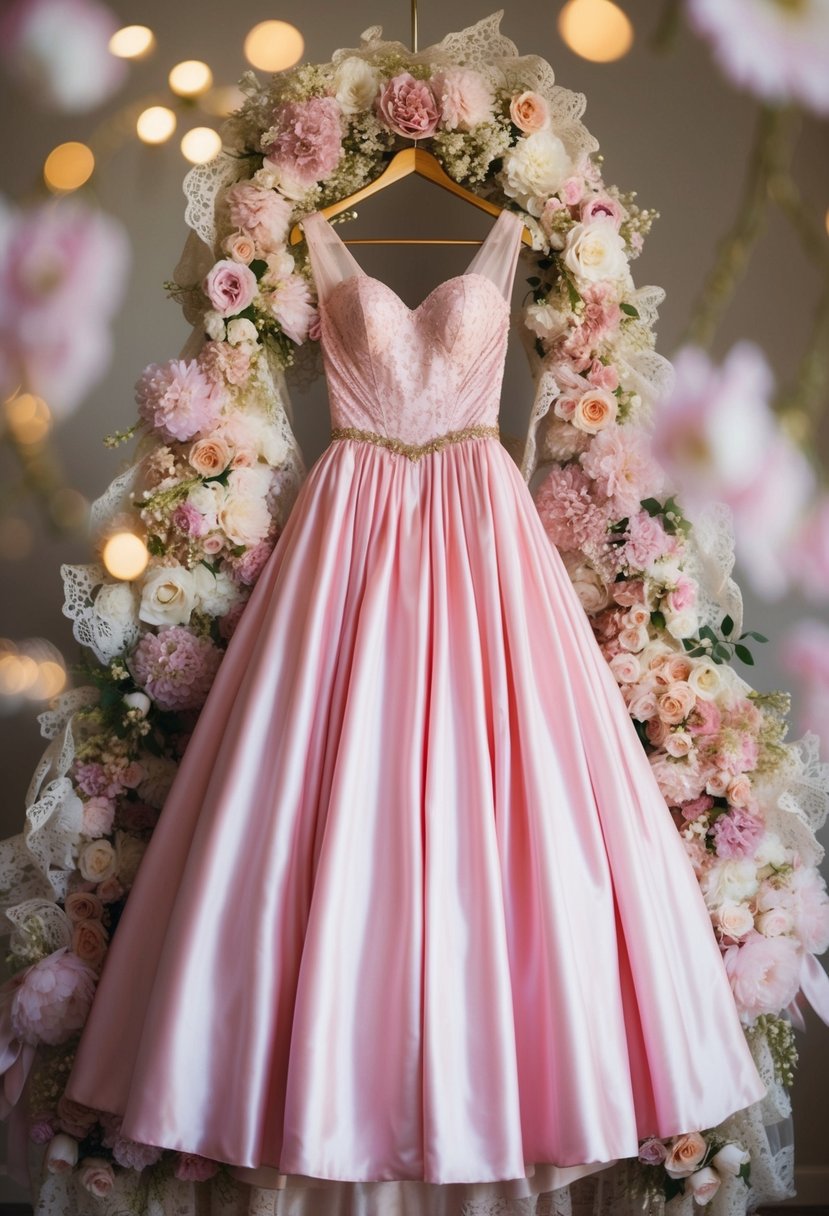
[330,424,501,460]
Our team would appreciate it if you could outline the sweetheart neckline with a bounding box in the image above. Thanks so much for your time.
[303,207,518,315]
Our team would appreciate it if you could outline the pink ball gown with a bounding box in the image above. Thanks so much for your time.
[64,207,767,1213]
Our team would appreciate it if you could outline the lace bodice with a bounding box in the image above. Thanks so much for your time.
[302,208,524,446]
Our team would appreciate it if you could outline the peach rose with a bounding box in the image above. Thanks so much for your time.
[628,686,659,721]
[72,918,109,969]
[657,681,696,724]
[618,623,650,652]
[664,729,694,758]
[609,653,640,683]
[64,891,104,922]
[189,436,231,476]
[625,604,651,629]
[223,231,256,264]
[509,90,551,133]
[572,388,618,434]
[96,875,125,903]
[726,774,753,808]
[645,715,669,746]
[715,902,755,940]
[663,654,694,682]
[664,1131,708,1178]
[706,770,732,797]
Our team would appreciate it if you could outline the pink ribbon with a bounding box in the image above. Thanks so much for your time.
[786,950,829,1033]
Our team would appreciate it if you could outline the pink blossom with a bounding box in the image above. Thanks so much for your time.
[203,259,258,318]
[560,176,586,207]
[789,865,829,954]
[10,947,97,1045]
[581,425,665,519]
[533,462,609,551]
[135,358,226,443]
[263,96,343,186]
[688,697,722,737]
[376,72,440,139]
[432,67,494,131]
[722,931,802,1021]
[224,181,293,253]
[81,796,115,838]
[622,510,672,570]
[130,627,222,713]
[585,356,619,392]
[172,502,208,538]
[779,618,829,749]
[100,1115,163,1170]
[712,806,765,860]
[678,793,714,821]
[664,575,696,613]
[649,752,706,805]
[29,1117,59,1144]
[269,274,316,344]
[228,537,276,586]
[638,1137,668,1166]
[559,281,622,362]
[0,198,129,418]
[174,1152,220,1181]
[199,338,253,387]
[73,762,107,797]
[581,194,625,229]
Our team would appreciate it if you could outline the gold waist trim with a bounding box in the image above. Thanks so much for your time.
[329,424,500,461]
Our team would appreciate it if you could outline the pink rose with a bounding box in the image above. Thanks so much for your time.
[203,259,258,318]
[77,1157,116,1198]
[263,96,343,187]
[377,72,440,138]
[638,1136,668,1166]
[10,948,97,1046]
[722,930,802,1020]
[29,1116,58,1144]
[509,90,551,133]
[664,1131,707,1178]
[560,176,586,207]
[665,575,697,613]
[581,194,625,230]
[686,1166,722,1203]
[223,231,257,263]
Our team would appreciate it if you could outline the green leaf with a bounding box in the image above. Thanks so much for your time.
[650,610,666,628]
[712,642,731,663]
[640,497,663,515]
[619,301,640,318]
[249,258,268,278]
[526,276,541,287]
[146,535,165,556]
[735,643,755,665]
[721,614,734,636]
[740,630,768,643]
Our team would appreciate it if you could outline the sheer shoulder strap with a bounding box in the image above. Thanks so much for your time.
[301,211,364,304]
[464,209,524,303]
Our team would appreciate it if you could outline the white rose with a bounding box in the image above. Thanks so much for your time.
[756,906,795,937]
[226,317,259,347]
[618,623,650,652]
[561,552,610,613]
[637,638,675,669]
[710,1143,750,1176]
[701,860,760,909]
[687,659,724,701]
[664,606,699,640]
[204,309,226,340]
[123,691,151,717]
[217,467,273,547]
[627,686,659,720]
[45,1133,79,1173]
[187,481,226,531]
[685,1166,721,1204]
[78,838,119,883]
[563,221,631,289]
[191,564,243,617]
[138,564,197,626]
[664,729,695,758]
[650,554,683,586]
[252,166,280,190]
[94,581,138,628]
[715,902,755,939]
[333,56,380,114]
[525,301,567,341]
[499,130,572,217]
[609,652,641,683]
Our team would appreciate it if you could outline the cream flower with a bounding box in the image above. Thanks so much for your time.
[78,839,119,884]
[499,131,572,216]
[561,552,611,613]
[333,57,380,114]
[138,564,197,627]
[687,658,725,701]
[563,221,632,290]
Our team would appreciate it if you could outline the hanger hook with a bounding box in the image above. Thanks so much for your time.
[411,0,418,53]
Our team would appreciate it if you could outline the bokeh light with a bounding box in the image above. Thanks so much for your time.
[102,532,149,580]
[44,141,95,192]
[4,393,52,446]
[558,0,634,63]
[168,60,213,98]
[181,126,222,164]
[109,25,156,59]
[0,639,67,707]
[200,85,247,117]
[243,21,304,72]
[136,106,177,145]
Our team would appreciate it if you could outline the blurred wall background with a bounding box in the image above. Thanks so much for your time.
[1,0,827,1204]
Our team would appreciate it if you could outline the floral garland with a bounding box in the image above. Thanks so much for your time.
[0,13,827,1215]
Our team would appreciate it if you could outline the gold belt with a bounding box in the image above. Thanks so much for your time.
[329,423,500,461]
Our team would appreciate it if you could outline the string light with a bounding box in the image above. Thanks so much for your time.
[558,0,634,63]
[168,60,213,98]
[181,126,222,164]
[109,25,156,59]
[44,141,95,192]
[136,106,177,145]
[102,532,149,580]
[243,21,304,71]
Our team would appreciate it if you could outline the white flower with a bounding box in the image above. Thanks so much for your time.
[191,564,243,616]
[701,860,760,909]
[218,467,273,547]
[138,564,197,626]
[226,318,258,346]
[715,902,755,939]
[563,221,632,290]
[244,414,291,467]
[45,1134,79,1173]
[204,310,226,340]
[94,582,138,629]
[187,481,226,531]
[561,551,611,613]
[664,606,699,640]
[498,131,572,217]
[687,658,725,701]
[754,831,788,869]
[711,1142,750,1176]
[686,1165,722,1205]
[333,56,380,114]
[123,691,151,717]
[525,301,567,342]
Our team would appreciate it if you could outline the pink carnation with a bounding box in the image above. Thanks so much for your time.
[203,259,258,318]
[73,762,107,797]
[712,806,765,859]
[679,793,715,821]
[376,72,440,139]
[648,752,706,805]
[581,195,625,230]
[623,510,672,570]
[130,627,222,712]
[688,697,722,737]
[175,1152,220,1181]
[224,181,293,252]
[228,537,276,586]
[135,358,225,443]
[432,67,494,131]
[10,948,97,1046]
[172,502,208,538]
[580,425,665,519]
[533,463,608,551]
[560,282,622,362]
[81,796,115,837]
[199,338,253,387]
[269,274,316,344]
[263,96,343,187]
[722,931,802,1021]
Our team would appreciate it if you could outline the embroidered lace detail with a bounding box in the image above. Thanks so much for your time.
[330,424,501,460]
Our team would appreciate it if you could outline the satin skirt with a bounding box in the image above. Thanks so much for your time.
[64,433,767,1201]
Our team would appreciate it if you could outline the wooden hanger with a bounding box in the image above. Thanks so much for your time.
[287,147,534,248]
